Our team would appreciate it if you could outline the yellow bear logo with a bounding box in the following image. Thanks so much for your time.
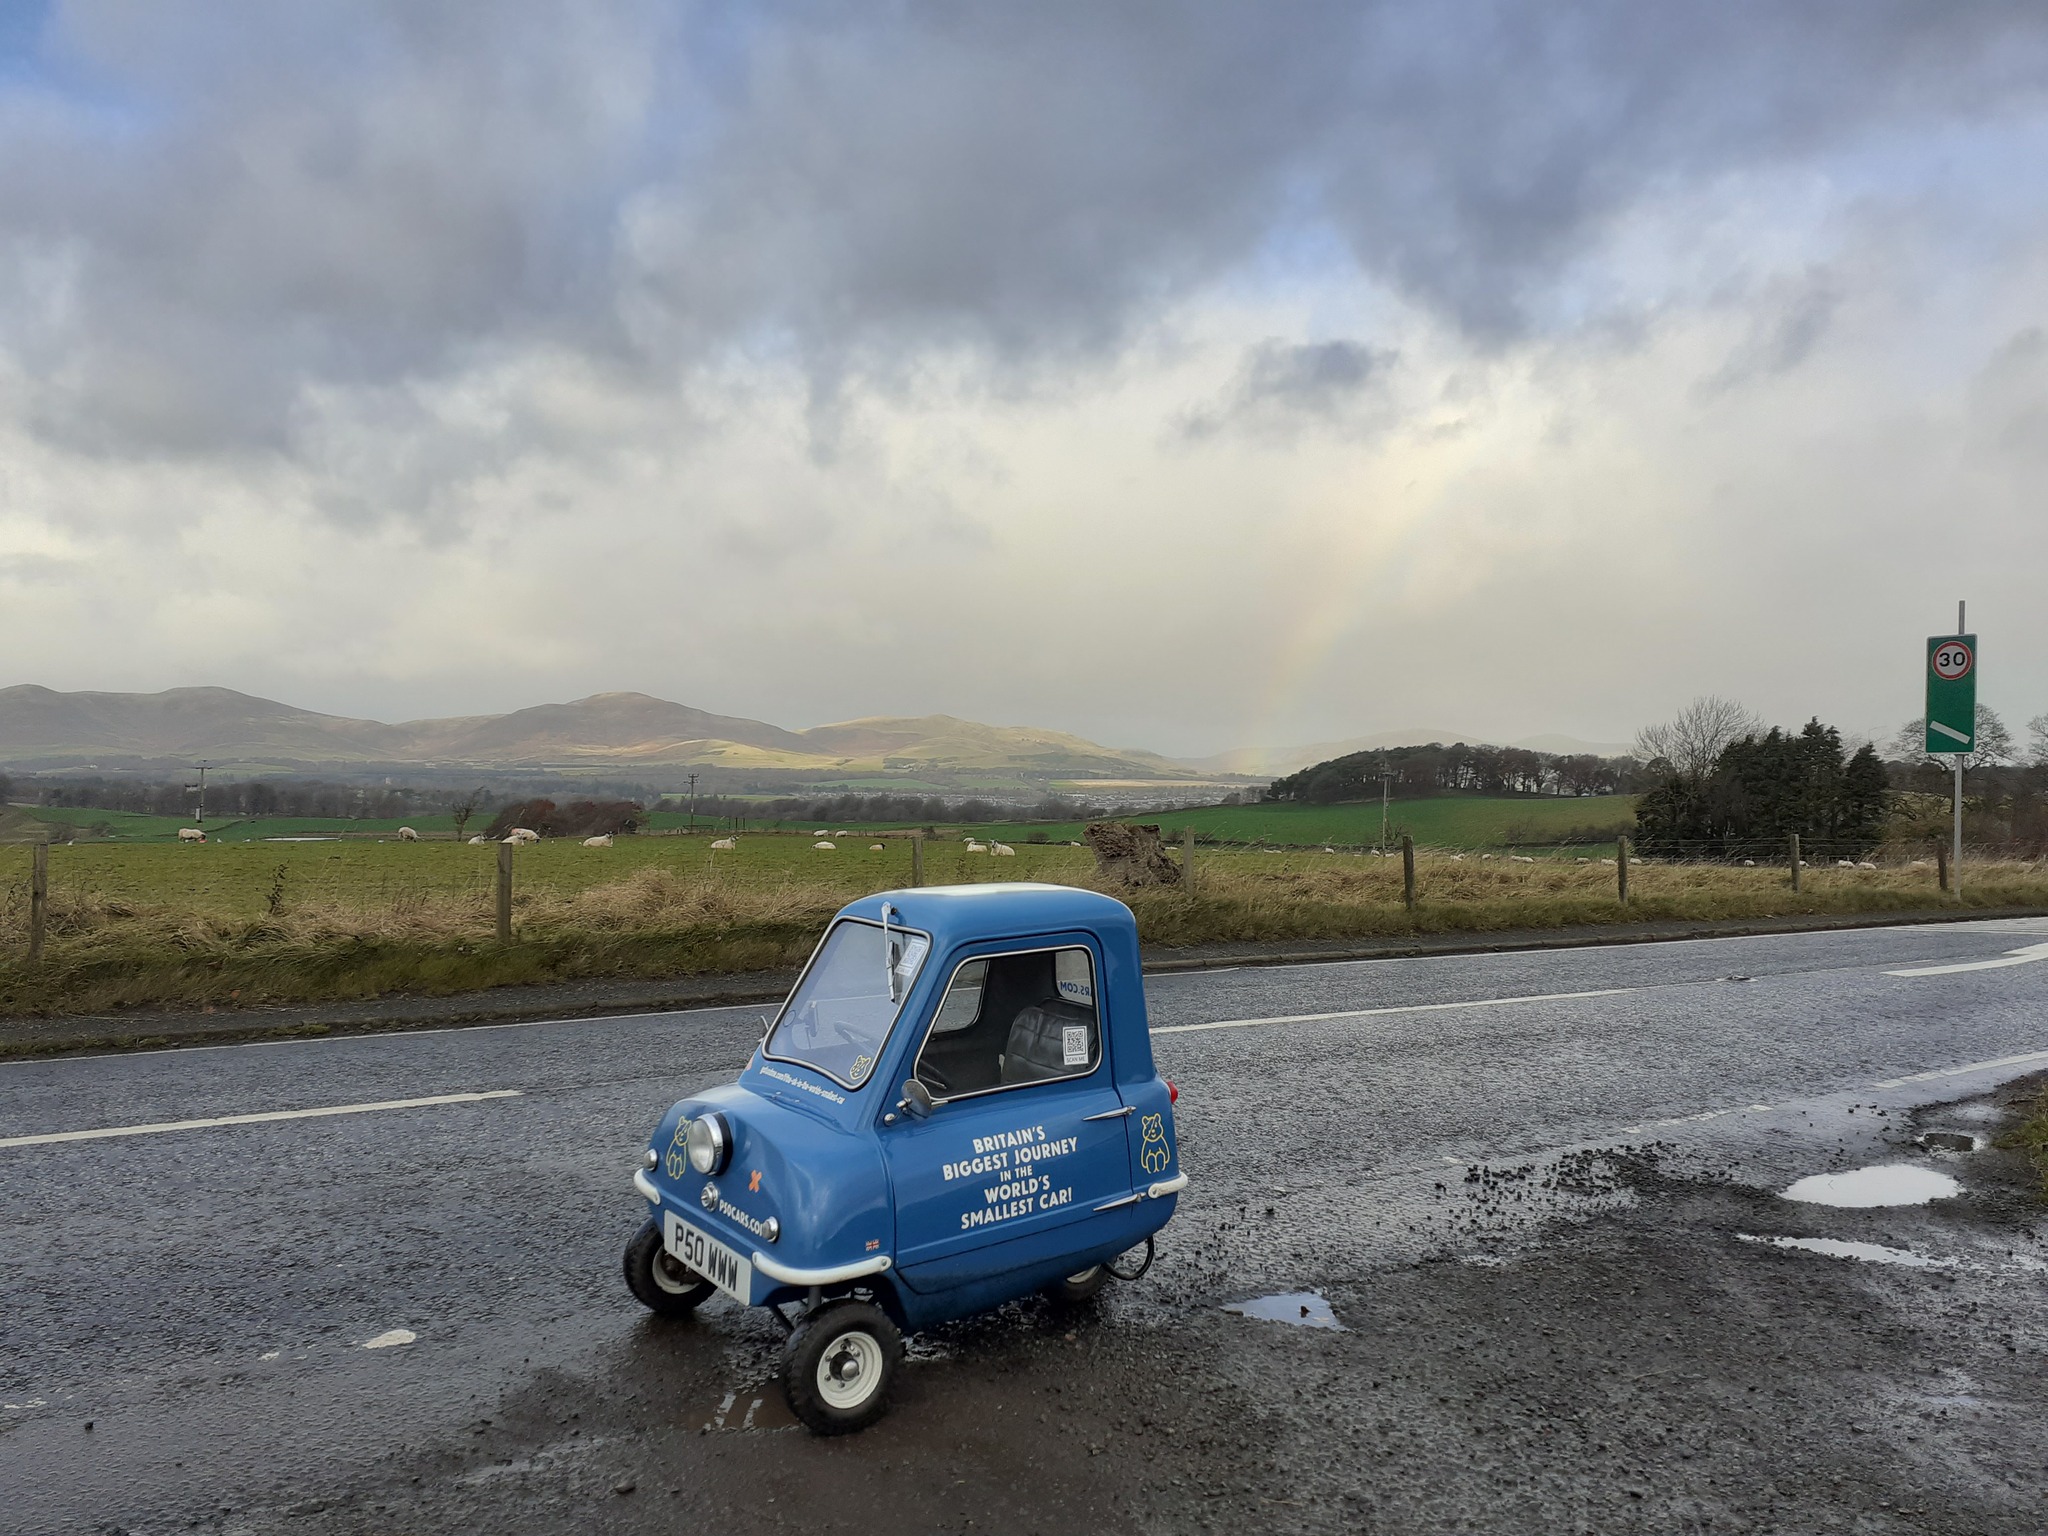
[1138,1112,1172,1175]
[663,1121,690,1180]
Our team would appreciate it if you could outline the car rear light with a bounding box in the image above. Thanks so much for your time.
[1166,1079,1178,1104]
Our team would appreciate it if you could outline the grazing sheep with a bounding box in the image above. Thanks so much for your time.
[1837,859,1856,868]
[1574,856,1589,863]
[467,835,488,845]
[710,838,737,850]
[1742,858,1756,866]
[992,843,1015,856]
[505,828,540,845]
[813,840,836,850]
[582,834,614,848]
[1599,857,1616,865]
[398,826,420,842]
[1857,860,1878,870]
[1910,858,1931,868]
[964,840,987,853]
[835,830,851,838]
[178,827,206,843]
[1511,855,1536,864]
[870,843,885,851]
[1479,853,1494,860]
[1450,853,1464,861]
[1323,846,1336,853]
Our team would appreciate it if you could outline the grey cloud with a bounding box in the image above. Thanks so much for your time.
[3,0,2047,482]
[1695,271,1842,397]
[1178,338,1396,440]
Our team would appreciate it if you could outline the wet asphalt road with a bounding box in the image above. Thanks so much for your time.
[5,918,2048,1534]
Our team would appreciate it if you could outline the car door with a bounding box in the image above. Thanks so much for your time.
[881,939,1135,1290]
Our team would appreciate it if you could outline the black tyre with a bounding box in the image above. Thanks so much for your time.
[1044,1264,1111,1305]
[623,1218,716,1317]
[781,1299,902,1435]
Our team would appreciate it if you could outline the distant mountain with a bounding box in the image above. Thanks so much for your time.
[1181,728,1634,778]
[0,685,1200,782]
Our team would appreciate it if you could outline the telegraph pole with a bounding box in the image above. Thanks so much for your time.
[687,772,699,831]
[185,763,210,827]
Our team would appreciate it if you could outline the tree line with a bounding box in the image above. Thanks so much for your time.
[1634,719,1889,858]
[1265,743,1641,805]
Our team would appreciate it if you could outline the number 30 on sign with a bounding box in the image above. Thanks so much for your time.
[1931,640,1973,680]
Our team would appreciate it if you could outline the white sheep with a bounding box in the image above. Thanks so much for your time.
[964,840,987,853]
[398,826,419,842]
[1479,853,1495,860]
[1857,860,1878,870]
[178,827,206,843]
[710,837,737,850]
[505,828,540,845]
[813,840,837,850]
[583,834,614,848]
[1511,855,1536,864]
[1742,858,1756,866]
[834,830,850,838]
[1837,859,1856,868]
[467,835,488,845]
[992,843,1015,857]
[870,843,886,851]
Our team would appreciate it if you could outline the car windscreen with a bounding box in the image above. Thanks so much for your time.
[764,918,930,1089]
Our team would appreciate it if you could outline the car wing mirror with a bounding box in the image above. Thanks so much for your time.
[898,1079,935,1119]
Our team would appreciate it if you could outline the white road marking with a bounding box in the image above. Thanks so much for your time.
[0,1089,522,1149]
[1151,987,1634,1035]
[1871,1048,2048,1090]
[1885,940,2048,977]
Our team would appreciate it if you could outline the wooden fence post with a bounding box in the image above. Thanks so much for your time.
[1788,832,1801,893]
[1616,836,1630,904]
[496,841,514,944]
[1182,826,1197,894]
[911,833,924,889]
[1936,840,1950,895]
[29,842,48,963]
[1401,834,1416,912]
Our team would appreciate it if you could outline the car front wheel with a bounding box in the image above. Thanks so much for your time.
[623,1218,716,1317]
[782,1299,902,1435]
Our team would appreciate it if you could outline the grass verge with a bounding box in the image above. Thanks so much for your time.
[3,839,2047,1019]
[1996,1082,2048,1199]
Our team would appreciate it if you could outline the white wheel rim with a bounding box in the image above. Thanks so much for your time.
[816,1329,884,1410]
[1066,1266,1102,1285]
[650,1249,695,1295]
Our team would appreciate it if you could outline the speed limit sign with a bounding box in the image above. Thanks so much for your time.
[1925,632,1977,753]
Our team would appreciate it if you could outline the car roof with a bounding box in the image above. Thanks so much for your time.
[837,883,1135,950]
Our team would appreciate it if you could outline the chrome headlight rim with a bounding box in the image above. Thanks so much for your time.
[685,1112,731,1175]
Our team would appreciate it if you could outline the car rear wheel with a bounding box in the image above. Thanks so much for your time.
[623,1218,716,1316]
[782,1299,902,1435]
[1044,1264,1111,1305]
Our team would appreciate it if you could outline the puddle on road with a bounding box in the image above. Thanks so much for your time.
[1740,1234,1952,1268]
[699,1385,798,1433]
[1781,1165,1959,1208]
[1224,1292,1345,1330]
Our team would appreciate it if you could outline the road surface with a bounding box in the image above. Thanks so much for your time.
[5,918,2047,1533]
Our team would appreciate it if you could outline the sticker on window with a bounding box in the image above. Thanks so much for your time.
[1055,949,1094,1006]
[1062,1024,1089,1067]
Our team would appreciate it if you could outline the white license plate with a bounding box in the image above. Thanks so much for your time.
[664,1211,754,1305]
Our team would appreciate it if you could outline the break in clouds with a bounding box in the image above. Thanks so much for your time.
[2,1,2048,753]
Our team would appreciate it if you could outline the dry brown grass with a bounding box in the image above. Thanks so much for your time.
[2,843,2045,1019]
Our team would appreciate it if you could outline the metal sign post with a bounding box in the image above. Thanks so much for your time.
[1925,601,1975,897]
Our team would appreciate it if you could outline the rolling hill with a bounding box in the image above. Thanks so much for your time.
[0,685,1207,783]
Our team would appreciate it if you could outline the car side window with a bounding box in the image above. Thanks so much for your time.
[914,947,1099,1100]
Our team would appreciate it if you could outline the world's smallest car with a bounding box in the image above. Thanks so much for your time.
[625,882,1185,1434]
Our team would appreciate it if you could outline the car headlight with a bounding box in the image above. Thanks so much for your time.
[685,1113,731,1175]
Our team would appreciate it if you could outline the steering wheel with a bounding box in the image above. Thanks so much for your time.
[833,1022,865,1047]
[917,1060,954,1095]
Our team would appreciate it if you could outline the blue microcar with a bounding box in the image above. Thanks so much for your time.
[624,882,1185,1433]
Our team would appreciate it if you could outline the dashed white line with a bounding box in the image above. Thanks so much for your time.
[1871,1048,2048,1091]
[0,1090,522,1149]
[1885,940,2048,977]
[1151,988,1634,1035]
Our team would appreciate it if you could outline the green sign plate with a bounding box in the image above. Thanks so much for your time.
[1925,633,1976,754]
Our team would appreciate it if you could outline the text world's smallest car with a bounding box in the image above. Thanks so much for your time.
[624,883,1185,1434]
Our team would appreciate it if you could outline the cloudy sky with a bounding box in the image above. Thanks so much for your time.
[2,1,2046,757]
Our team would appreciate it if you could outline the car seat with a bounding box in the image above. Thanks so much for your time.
[999,999,1095,1084]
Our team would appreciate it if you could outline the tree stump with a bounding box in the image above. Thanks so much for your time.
[1084,821,1184,887]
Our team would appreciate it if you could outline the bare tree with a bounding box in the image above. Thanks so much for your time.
[2029,713,2048,768]
[1633,696,1763,780]
[1888,705,2013,771]
[450,786,489,843]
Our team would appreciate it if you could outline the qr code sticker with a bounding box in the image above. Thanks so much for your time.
[1062,1024,1089,1067]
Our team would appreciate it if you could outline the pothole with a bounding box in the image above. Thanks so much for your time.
[1739,1235,1953,1268]
[1781,1165,1959,1207]
[1223,1292,1344,1330]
